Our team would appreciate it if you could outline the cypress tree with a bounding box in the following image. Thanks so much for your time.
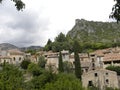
[73,40,82,80]
[58,51,64,72]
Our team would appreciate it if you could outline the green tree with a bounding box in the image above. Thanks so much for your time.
[44,39,52,51]
[58,51,64,72]
[110,0,120,23]
[20,59,31,69]
[47,39,52,45]
[106,65,120,75]
[73,40,82,80]
[55,32,67,42]
[27,63,43,76]
[38,56,46,68]
[63,61,73,73]
[25,70,56,90]
[51,42,62,52]
[44,73,85,90]
[0,0,25,11]
[25,49,36,55]
[0,64,24,90]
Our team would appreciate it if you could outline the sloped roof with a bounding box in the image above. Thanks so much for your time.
[103,53,120,62]
[8,49,24,55]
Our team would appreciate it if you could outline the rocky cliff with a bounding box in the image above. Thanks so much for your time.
[67,19,120,44]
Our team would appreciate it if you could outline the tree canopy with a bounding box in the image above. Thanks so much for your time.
[73,40,82,80]
[58,51,64,72]
[110,0,120,22]
[0,0,25,11]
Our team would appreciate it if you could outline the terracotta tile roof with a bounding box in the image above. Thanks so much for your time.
[103,53,120,62]
[8,49,24,55]
[90,50,105,56]
[90,47,120,56]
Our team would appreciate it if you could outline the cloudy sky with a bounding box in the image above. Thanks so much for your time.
[0,0,115,47]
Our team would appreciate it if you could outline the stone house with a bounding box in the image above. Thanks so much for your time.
[82,69,119,90]
[89,48,120,69]
[0,56,12,64]
[7,49,24,65]
[45,50,70,71]
[103,53,120,68]
[0,49,25,65]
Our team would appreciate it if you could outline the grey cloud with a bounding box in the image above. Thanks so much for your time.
[0,0,50,47]
[6,13,40,32]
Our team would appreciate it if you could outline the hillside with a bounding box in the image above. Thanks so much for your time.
[67,19,120,44]
[20,46,42,51]
[0,43,42,51]
[0,43,18,50]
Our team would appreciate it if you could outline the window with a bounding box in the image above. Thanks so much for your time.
[104,61,111,64]
[13,57,15,61]
[19,57,21,61]
[82,70,84,73]
[45,55,47,57]
[92,63,95,67]
[106,79,109,84]
[92,58,95,62]
[106,72,108,76]
[91,54,95,57]
[85,69,88,72]
[88,81,93,86]
[94,73,98,77]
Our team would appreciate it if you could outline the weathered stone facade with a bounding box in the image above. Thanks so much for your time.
[82,69,119,90]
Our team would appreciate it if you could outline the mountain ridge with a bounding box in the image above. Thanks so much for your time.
[0,43,42,51]
[67,19,120,44]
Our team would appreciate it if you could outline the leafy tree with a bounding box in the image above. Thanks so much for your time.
[27,63,43,76]
[25,70,56,90]
[0,0,25,11]
[110,0,120,23]
[63,61,73,73]
[44,39,52,51]
[106,65,120,75]
[52,42,65,52]
[73,40,82,80]
[55,32,67,42]
[58,51,64,72]
[47,39,52,45]
[20,59,31,69]
[38,56,46,68]
[43,73,85,90]
[0,64,24,90]
[25,49,36,55]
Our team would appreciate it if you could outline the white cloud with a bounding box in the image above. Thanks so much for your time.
[0,0,115,47]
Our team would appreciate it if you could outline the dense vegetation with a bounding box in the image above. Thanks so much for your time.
[58,51,64,72]
[106,65,120,75]
[73,40,82,80]
[0,57,119,90]
[44,19,120,53]
[110,0,120,23]
[0,61,86,90]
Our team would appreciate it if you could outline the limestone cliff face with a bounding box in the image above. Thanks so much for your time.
[67,19,120,43]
